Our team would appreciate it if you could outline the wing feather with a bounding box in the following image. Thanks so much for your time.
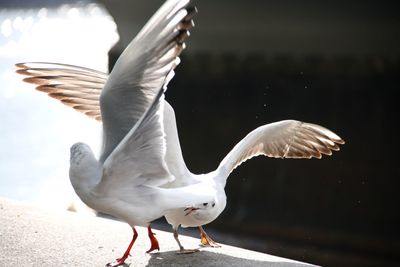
[98,85,173,191]
[99,0,196,162]
[15,62,106,121]
[15,61,191,184]
[218,120,345,177]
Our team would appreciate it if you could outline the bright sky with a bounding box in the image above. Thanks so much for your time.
[0,3,118,210]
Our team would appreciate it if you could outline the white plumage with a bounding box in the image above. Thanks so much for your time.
[16,0,344,263]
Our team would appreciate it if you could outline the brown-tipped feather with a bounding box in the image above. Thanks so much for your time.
[15,62,107,76]
[176,30,190,44]
[68,104,99,111]
[36,84,102,93]
[183,6,198,22]
[179,20,195,30]
[218,120,345,175]
[48,92,100,101]
[16,68,105,81]
[16,62,106,121]
[23,75,105,85]
[60,98,98,106]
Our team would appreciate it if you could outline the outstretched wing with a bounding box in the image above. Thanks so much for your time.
[162,101,193,186]
[100,0,196,162]
[15,62,193,185]
[15,62,106,121]
[99,75,173,190]
[218,120,345,177]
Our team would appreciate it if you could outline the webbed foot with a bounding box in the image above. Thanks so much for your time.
[199,226,221,248]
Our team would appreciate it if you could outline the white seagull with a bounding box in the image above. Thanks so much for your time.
[17,0,213,265]
[16,0,345,262]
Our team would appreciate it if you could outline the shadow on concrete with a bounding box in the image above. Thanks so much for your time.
[146,250,311,267]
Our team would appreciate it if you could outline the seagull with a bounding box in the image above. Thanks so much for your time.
[16,0,345,260]
[17,0,215,265]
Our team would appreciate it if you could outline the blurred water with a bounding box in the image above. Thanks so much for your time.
[0,3,118,209]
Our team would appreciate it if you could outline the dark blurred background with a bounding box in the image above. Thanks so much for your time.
[100,0,400,266]
[102,0,400,266]
[2,0,399,266]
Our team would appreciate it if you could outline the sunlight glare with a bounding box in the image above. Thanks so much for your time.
[0,2,119,210]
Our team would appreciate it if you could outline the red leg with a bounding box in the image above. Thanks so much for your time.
[146,226,160,253]
[106,227,138,267]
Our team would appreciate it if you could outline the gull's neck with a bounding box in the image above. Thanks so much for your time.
[201,168,227,189]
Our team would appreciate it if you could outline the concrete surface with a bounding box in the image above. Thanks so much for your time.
[0,198,314,266]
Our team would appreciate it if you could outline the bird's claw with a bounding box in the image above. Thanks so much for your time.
[200,241,221,248]
[146,242,160,254]
[146,226,160,253]
[177,248,200,254]
[199,227,221,248]
[105,258,128,267]
[200,234,221,248]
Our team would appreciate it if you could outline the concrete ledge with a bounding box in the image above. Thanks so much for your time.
[0,198,314,266]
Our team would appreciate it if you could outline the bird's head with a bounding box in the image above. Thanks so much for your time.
[183,198,225,225]
[70,142,94,165]
[69,142,101,190]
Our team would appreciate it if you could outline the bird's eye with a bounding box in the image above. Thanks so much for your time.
[203,203,208,206]
[212,203,215,207]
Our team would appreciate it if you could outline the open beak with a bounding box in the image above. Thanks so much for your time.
[184,207,199,216]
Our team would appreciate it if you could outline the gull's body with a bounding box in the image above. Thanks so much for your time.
[16,0,345,261]
[17,0,218,265]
